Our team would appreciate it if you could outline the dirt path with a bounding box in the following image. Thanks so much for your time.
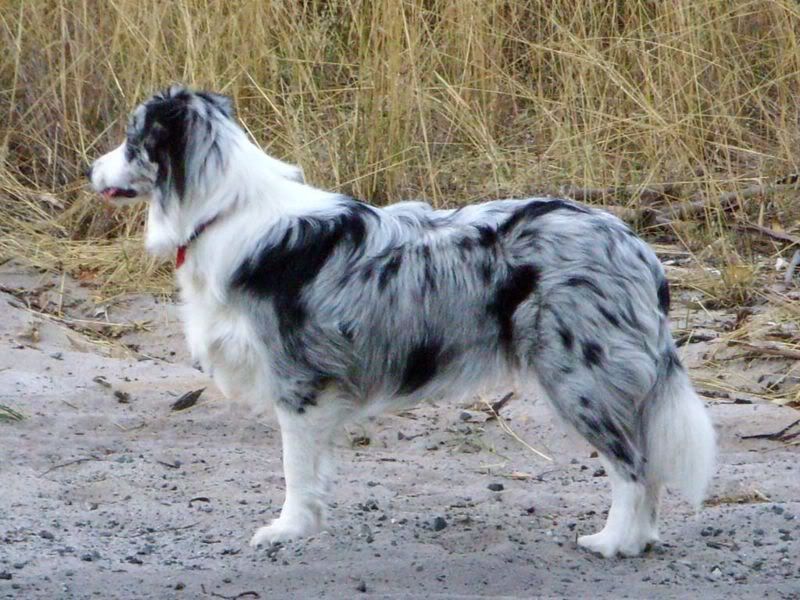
[1,263,798,599]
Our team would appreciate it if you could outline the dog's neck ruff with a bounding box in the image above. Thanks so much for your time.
[175,216,220,269]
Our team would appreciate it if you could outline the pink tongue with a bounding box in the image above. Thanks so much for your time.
[102,188,119,199]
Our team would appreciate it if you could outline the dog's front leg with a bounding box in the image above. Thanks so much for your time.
[250,398,343,547]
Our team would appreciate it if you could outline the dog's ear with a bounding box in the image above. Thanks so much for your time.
[143,94,190,198]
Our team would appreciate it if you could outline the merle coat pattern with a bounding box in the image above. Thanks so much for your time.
[89,86,716,558]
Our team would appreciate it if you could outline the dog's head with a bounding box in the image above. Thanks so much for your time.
[88,86,229,206]
[88,85,303,208]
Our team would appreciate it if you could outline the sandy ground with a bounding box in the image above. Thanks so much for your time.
[1,261,799,599]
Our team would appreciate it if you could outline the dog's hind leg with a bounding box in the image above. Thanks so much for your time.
[576,459,661,557]
[525,304,663,557]
[533,374,661,557]
[250,391,351,547]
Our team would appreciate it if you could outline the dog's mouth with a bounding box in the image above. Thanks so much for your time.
[101,187,139,200]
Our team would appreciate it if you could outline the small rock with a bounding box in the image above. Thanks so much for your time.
[50,352,63,360]
[431,516,447,531]
[39,530,55,540]
[487,483,504,492]
[175,582,185,590]
[355,580,367,593]
[459,412,472,421]
[771,505,785,515]
[593,467,606,477]
[0,572,11,580]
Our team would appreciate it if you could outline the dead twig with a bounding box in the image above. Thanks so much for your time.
[0,404,25,422]
[39,455,103,476]
[728,340,800,361]
[201,584,260,599]
[171,388,205,411]
[662,180,800,222]
[482,399,552,462]
[674,331,717,347]
[128,522,199,538]
[481,392,514,420]
[560,183,680,204]
[732,222,800,246]
[740,418,800,442]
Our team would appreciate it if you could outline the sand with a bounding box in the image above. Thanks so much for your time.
[1,261,798,599]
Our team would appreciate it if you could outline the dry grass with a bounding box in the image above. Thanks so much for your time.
[1,0,800,297]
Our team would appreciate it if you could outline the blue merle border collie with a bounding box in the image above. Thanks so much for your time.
[88,86,715,557]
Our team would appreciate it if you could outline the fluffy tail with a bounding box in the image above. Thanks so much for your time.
[641,354,716,508]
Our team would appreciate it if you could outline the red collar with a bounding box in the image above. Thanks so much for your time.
[175,216,219,269]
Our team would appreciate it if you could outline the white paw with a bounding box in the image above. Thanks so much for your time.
[578,531,622,558]
[578,529,658,558]
[249,514,321,547]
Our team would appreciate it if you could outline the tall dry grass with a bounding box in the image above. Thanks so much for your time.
[1,0,799,293]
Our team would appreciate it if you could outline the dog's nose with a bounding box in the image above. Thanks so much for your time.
[84,164,93,181]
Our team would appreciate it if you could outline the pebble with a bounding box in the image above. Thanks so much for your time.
[431,516,448,531]
[487,483,504,492]
[357,499,379,512]
[39,530,54,540]
[593,467,606,477]
[359,524,374,543]
[355,580,367,593]
[0,572,11,580]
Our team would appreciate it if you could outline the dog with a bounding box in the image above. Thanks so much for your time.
[88,85,716,557]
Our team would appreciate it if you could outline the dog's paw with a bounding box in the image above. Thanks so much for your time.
[578,529,658,558]
[249,515,321,547]
[578,531,622,558]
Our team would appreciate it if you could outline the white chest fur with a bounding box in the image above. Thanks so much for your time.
[177,268,274,407]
